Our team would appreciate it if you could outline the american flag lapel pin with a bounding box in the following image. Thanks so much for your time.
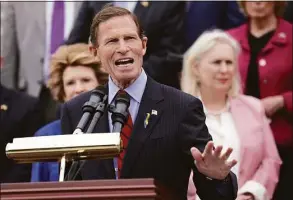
[0,104,8,111]
[151,109,157,116]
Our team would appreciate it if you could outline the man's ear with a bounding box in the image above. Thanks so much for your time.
[142,36,148,56]
[89,44,98,57]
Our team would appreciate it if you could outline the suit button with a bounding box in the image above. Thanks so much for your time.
[259,59,266,67]
[40,58,44,64]
[263,79,268,84]
[279,32,286,39]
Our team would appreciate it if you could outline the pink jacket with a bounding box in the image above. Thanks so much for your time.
[188,95,282,200]
[227,19,293,147]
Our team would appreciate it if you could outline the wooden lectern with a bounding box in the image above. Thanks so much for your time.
[3,134,174,199]
[0,178,173,200]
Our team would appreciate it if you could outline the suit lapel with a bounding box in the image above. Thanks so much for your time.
[230,98,247,171]
[121,78,164,177]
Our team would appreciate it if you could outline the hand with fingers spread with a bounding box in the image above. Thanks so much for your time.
[191,141,237,180]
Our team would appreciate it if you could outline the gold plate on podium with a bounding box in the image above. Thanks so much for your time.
[6,133,122,163]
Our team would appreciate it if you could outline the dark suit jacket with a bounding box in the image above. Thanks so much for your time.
[185,1,245,50]
[0,85,44,183]
[284,1,293,24]
[61,77,237,199]
[66,1,185,89]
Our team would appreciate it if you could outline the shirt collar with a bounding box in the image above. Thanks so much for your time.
[108,69,147,104]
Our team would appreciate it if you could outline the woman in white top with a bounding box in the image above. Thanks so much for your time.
[181,30,281,200]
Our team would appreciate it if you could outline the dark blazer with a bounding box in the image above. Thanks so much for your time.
[0,85,44,183]
[185,1,245,50]
[31,120,61,182]
[66,1,185,89]
[284,1,293,24]
[61,77,237,199]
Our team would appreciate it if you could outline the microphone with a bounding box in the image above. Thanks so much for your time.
[65,85,107,181]
[109,91,131,133]
[67,92,130,180]
[86,93,108,133]
[73,85,107,134]
[66,91,131,181]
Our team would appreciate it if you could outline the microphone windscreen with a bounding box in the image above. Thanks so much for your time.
[95,85,107,94]
[89,85,107,102]
[115,91,130,107]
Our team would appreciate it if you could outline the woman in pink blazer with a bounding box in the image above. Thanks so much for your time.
[181,29,281,200]
[227,2,292,199]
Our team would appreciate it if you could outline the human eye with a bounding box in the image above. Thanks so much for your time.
[81,78,91,83]
[213,60,222,65]
[125,36,135,40]
[226,60,233,65]
[65,80,75,86]
[106,38,118,44]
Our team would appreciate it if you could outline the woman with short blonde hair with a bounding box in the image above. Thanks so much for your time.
[181,29,242,98]
[31,43,108,182]
[48,43,108,102]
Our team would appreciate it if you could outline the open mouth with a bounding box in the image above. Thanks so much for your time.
[115,58,134,66]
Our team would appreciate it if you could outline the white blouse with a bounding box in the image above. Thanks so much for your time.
[203,105,241,178]
[195,102,241,200]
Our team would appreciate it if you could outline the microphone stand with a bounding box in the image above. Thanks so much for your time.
[109,92,130,133]
[65,92,130,181]
[107,93,130,179]
[73,87,106,134]
[65,95,108,181]
[108,104,129,133]
[86,95,108,133]
[72,101,98,134]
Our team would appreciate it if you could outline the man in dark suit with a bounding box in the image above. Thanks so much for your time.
[185,1,245,50]
[284,1,293,24]
[0,85,44,182]
[61,6,238,199]
[66,1,184,89]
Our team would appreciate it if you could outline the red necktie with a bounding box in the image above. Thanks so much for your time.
[117,91,133,177]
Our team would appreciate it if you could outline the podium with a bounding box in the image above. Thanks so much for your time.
[0,178,174,200]
[3,134,176,199]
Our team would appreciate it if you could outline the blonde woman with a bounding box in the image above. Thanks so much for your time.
[182,30,281,200]
[31,43,108,182]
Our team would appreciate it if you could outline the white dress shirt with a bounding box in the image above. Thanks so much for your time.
[107,69,147,131]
